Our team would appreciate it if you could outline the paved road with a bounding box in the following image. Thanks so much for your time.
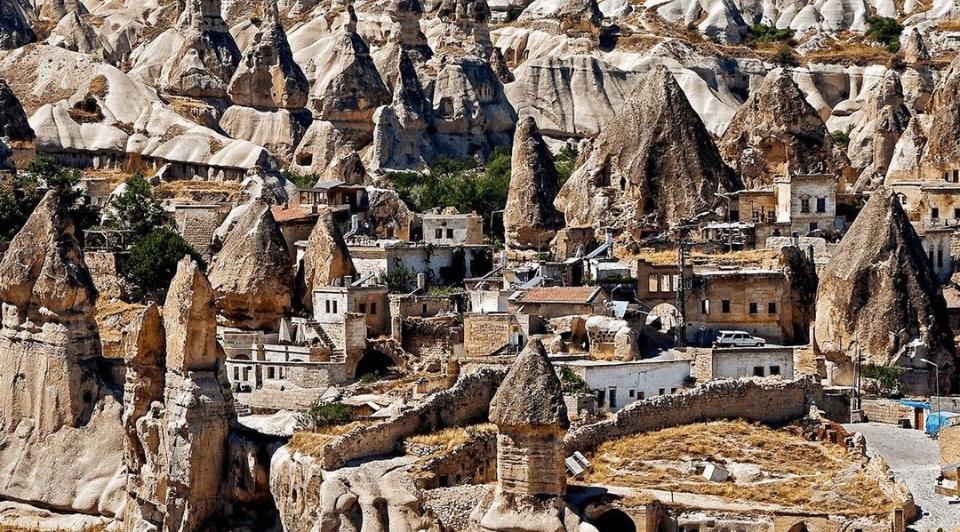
[844,422,960,531]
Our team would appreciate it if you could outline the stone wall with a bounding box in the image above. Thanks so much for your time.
[862,398,916,426]
[84,251,126,298]
[410,431,497,489]
[236,386,328,412]
[173,204,230,260]
[401,316,464,359]
[464,313,517,356]
[565,378,829,452]
[317,367,508,468]
[940,424,960,480]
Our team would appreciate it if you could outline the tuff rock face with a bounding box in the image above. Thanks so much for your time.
[718,68,851,190]
[555,66,738,236]
[309,26,391,123]
[368,50,436,171]
[0,191,125,517]
[504,116,562,249]
[38,0,89,21]
[0,78,34,169]
[227,0,310,109]
[488,339,568,429]
[47,10,106,59]
[124,257,235,530]
[0,0,36,49]
[161,0,242,99]
[208,197,293,330]
[919,54,960,179]
[848,72,911,191]
[300,207,356,306]
[814,190,956,391]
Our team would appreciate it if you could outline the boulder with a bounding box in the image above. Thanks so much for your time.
[0,0,36,49]
[718,68,852,189]
[814,190,956,391]
[504,116,562,249]
[162,256,220,373]
[208,198,293,330]
[555,66,739,236]
[227,0,310,109]
[300,207,356,306]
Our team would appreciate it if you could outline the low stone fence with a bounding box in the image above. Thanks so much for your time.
[565,377,834,452]
[862,398,916,426]
[318,367,508,469]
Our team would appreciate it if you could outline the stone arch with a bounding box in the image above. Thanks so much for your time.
[648,302,680,333]
[591,509,637,532]
[786,522,809,532]
[353,350,398,379]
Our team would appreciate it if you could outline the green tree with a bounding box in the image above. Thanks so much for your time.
[121,228,205,301]
[377,263,417,293]
[103,173,169,238]
[281,168,320,190]
[746,24,795,43]
[0,155,92,245]
[295,402,353,431]
[866,16,904,52]
[558,366,593,395]
[554,146,579,187]
[831,130,851,150]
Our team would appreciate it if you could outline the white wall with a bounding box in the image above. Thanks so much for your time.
[562,360,692,412]
[711,348,794,379]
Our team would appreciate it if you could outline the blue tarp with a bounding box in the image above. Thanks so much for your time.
[925,411,960,435]
[898,399,930,410]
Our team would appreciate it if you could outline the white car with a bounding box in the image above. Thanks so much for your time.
[714,330,766,348]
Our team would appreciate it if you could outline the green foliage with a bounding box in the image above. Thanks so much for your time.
[377,263,417,293]
[0,155,91,245]
[866,16,903,52]
[831,130,851,150]
[862,364,902,393]
[427,285,463,296]
[774,45,799,66]
[121,228,205,301]
[282,168,320,190]
[103,173,169,239]
[554,147,578,187]
[295,402,353,431]
[747,24,795,43]
[388,148,511,234]
[558,366,593,395]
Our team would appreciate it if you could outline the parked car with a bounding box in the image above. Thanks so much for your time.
[713,330,766,348]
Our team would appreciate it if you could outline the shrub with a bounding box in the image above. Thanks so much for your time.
[831,130,851,150]
[121,228,205,301]
[295,402,353,431]
[747,24,795,43]
[862,364,902,393]
[554,146,579,187]
[774,45,799,66]
[377,263,417,293]
[281,168,320,190]
[866,16,903,52]
[559,366,593,395]
[68,95,104,123]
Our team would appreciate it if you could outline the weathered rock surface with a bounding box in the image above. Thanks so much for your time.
[300,207,356,306]
[368,50,436,171]
[555,66,738,236]
[208,197,293,330]
[0,191,125,517]
[919,53,960,179]
[848,71,911,191]
[718,68,852,190]
[158,0,242,99]
[504,116,562,249]
[308,24,391,123]
[814,190,956,391]
[0,78,34,169]
[227,0,310,109]
[0,0,36,49]
[47,10,107,59]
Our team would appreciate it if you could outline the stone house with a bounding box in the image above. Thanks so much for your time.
[312,282,390,337]
[171,203,231,260]
[349,240,494,285]
[885,182,960,282]
[298,181,369,215]
[509,286,609,337]
[709,346,795,380]
[422,212,483,245]
[555,356,692,412]
[272,205,319,260]
[463,313,523,357]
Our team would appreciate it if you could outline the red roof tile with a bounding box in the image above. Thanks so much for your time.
[518,286,602,304]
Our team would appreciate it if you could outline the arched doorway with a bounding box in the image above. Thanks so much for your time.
[786,522,809,532]
[353,351,396,380]
[591,509,636,532]
[648,303,681,334]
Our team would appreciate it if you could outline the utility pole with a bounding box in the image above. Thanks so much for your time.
[675,237,689,348]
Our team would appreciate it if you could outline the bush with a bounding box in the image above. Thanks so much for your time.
[866,16,903,52]
[862,364,902,393]
[774,45,799,66]
[559,366,593,395]
[103,173,169,239]
[377,263,417,293]
[554,146,578,187]
[831,130,851,150]
[0,155,93,245]
[281,168,320,190]
[121,228,205,301]
[295,402,353,431]
[747,24,795,43]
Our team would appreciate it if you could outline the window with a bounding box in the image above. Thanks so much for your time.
[325,300,331,313]
[648,274,659,293]
[671,387,677,394]
[929,250,934,264]
[370,302,377,315]
[446,228,454,239]
[637,392,645,400]
[900,195,907,205]
[749,302,758,314]
[954,208,960,219]
[608,388,617,409]
[809,222,818,232]
[596,389,605,406]
[268,367,276,379]
[800,197,810,213]
[701,299,710,314]
[769,365,781,376]
[938,249,944,268]
[660,274,671,292]
[358,303,367,313]
[932,207,940,219]
[672,275,680,291]
[816,196,826,213]
[422,303,428,314]
[954,169,959,183]
[659,388,666,395]
[753,366,765,377]
[768,302,777,314]
[629,389,635,398]
[332,300,338,313]
[233,367,240,380]
[721,299,730,313]
[435,228,443,239]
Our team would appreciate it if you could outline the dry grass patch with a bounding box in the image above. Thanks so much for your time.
[585,420,895,516]
[289,421,370,457]
[404,423,496,452]
[623,247,780,268]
